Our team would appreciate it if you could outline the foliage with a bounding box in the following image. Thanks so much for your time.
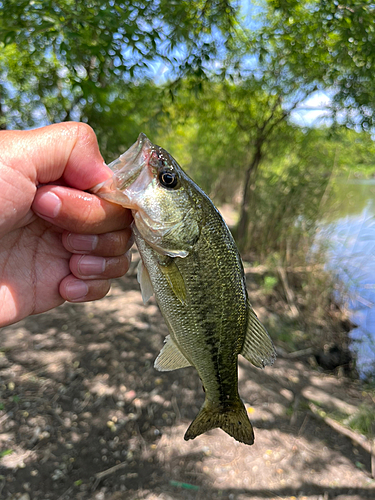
[2,0,375,269]
[153,82,363,259]
[150,79,256,196]
[261,0,375,129]
[242,127,332,261]
[149,76,318,247]
[0,449,13,459]
[0,0,239,128]
[327,128,375,177]
[82,82,167,161]
[148,78,375,270]
[262,275,278,292]
[346,404,375,437]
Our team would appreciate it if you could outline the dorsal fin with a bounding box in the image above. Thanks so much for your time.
[240,304,276,368]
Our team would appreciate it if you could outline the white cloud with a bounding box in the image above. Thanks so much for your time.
[291,90,333,127]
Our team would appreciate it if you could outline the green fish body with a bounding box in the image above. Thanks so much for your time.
[92,134,276,445]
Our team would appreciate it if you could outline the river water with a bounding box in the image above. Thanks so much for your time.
[325,179,375,378]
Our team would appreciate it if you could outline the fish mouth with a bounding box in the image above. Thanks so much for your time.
[91,133,155,200]
[110,133,154,191]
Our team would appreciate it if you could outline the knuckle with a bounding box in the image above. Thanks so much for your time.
[60,121,98,150]
[75,122,98,148]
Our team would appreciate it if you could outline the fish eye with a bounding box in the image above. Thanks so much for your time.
[159,169,179,189]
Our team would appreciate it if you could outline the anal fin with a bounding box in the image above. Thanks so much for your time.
[154,335,192,371]
[241,304,276,368]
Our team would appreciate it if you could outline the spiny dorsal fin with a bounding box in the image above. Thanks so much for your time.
[158,259,187,305]
[154,335,192,371]
[240,304,276,368]
[137,259,154,304]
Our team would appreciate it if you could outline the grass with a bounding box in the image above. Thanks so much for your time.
[345,405,375,437]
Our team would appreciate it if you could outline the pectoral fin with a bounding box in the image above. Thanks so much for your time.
[137,260,154,304]
[154,335,192,371]
[240,304,276,368]
[158,259,187,305]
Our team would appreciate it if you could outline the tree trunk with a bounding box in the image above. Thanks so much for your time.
[0,99,6,130]
[237,143,263,249]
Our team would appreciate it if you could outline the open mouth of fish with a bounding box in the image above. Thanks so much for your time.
[92,133,153,202]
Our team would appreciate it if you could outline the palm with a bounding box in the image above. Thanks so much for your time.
[0,218,70,323]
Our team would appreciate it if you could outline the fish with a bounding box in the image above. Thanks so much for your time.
[91,133,276,445]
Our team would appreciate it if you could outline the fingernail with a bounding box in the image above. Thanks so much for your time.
[34,192,62,218]
[78,255,106,276]
[65,280,88,301]
[67,234,99,252]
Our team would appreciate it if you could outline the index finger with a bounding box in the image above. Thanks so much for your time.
[32,185,133,234]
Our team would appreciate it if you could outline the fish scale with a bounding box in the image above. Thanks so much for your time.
[92,133,276,445]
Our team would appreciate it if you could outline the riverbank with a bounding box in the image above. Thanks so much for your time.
[244,263,357,378]
[1,257,375,499]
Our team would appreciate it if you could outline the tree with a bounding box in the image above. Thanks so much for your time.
[153,76,317,249]
[0,0,239,130]
[260,0,375,129]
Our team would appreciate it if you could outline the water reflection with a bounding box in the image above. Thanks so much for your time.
[326,180,375,378]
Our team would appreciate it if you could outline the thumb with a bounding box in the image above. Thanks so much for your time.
[22,122,112,189]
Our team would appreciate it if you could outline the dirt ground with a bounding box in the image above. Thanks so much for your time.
[1,254,374,500]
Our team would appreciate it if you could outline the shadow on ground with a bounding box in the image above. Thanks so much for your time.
[0,268,374,499]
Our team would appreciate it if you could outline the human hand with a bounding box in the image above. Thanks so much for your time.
[0,122,133,327]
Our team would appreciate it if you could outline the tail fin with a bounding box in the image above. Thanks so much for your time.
[184,398,254,445]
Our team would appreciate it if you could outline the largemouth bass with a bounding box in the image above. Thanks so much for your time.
[92,133,276,445]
